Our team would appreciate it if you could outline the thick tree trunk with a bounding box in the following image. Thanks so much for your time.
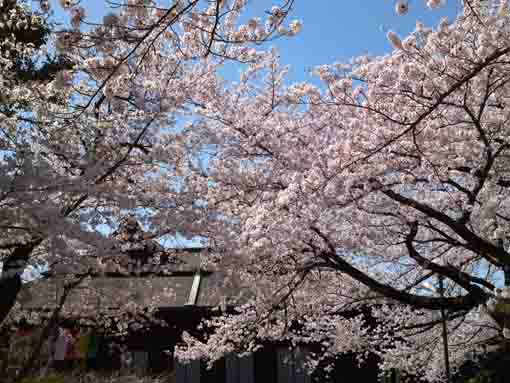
[0,274,22,327]
[0,239,42,326]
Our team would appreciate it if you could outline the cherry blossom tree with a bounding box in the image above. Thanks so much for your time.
[176,1,510,381]
[0,0,299,326]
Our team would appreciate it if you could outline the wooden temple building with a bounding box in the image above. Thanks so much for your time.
[3,217,383,382]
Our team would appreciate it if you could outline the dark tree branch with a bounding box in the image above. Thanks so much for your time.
[0,237,43,326]
[310,226,489,312]
[382,189,510,266]
[405,221,494,292]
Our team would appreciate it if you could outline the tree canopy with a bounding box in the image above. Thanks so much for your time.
[0,0,297,326]
[4,0,510,382]
[176,1,510,381]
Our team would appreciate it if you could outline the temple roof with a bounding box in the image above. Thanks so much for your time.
[16,217,251,315]
[43,217,204,277]
[112,215,164,257]
[17,271,251,314]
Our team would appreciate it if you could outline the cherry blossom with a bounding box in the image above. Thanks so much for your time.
[0,0,298,327]
[395,1,410,16]
[175,3,510,381]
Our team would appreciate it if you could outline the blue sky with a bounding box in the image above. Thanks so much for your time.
[58,0,460,82]
[233,0,459,82]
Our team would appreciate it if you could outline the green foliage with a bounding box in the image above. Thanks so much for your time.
[20,374,65,383]
[0,0,48,46]
[0,0,72,85]
[456,348,510,383]
[493,302,510,316]
[465,371,494,383]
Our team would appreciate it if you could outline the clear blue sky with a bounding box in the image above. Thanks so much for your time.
[68,0,460,82]
[235,0,459,82]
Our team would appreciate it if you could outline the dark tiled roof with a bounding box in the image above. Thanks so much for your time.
[196,271,252,307]
[18,218,249,315]
[18,269,250,313]
[19,275,193,310]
